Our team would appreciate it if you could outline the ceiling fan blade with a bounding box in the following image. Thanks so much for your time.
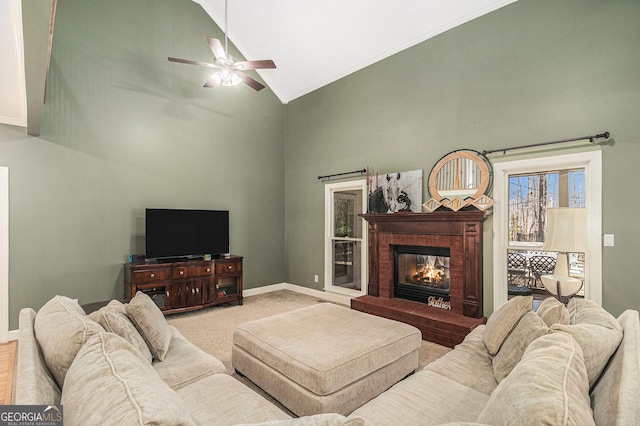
[168,57,218,69]
[203,77,219,88]
[236,60,276,70]
[205,36,227,61]
[236,71,265,91]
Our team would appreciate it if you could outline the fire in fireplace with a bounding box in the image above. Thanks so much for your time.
[394,245,451,309]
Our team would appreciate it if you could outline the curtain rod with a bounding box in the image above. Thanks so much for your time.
[318,168,367,180]
[482,131,610,156]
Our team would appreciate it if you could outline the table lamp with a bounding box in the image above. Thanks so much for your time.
[540,207,588,303]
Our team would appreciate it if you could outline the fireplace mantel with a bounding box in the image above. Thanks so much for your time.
[351,210,488,347]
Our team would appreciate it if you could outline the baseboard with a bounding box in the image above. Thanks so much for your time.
[7,329,18,342]
[244,283,352,306]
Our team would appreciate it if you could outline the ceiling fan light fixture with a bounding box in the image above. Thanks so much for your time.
[168,0,275,92]
[212,68,241,87]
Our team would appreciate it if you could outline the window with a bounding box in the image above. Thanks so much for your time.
[493,151,602,309]
[324,180,367,297]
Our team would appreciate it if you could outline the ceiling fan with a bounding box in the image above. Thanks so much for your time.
[168,0,276,91]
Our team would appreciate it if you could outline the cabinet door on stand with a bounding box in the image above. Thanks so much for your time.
[215,274,243,305]
[185,279,204,306]
[169,282,186,308]
[205,277,216,304]
[136,283,170,310]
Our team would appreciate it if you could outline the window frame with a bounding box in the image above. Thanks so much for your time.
[492,151,602,309]
[324,179,368,297]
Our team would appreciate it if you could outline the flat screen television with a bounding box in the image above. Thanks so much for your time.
[145,208,229,260]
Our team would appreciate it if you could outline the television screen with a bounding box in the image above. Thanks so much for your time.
[145,209,229,259]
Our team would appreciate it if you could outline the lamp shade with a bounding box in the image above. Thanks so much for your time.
[542,207,588,253]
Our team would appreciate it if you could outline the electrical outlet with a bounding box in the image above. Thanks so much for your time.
[314,275,319,283]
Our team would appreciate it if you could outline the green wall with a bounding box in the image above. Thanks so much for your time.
[2,0,639,330]
[284,0,640,317]
[0,0,285,329]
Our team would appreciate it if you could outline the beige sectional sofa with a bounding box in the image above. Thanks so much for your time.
[14,292,640,425]
[349,296,640,425]
[14,293,298,425]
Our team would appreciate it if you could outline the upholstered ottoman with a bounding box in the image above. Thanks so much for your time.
[232,303,421,416]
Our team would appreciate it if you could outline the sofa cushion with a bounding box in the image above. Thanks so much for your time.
[590,310,640,425]
[424,325,497,396]
[551,298,622,387]
[61,332,196,426]
[97,308,153,363]
[34,295,104,387]
[350,370,490,425]
[477,332,595,425]
[236,413,363,426]
[483,296,532,356]
[153,326,227,390]
[176,373,291,425]
[536,297,570,327]
[492,311,549,382]
[14,308,62,405]
[125,291,172,361]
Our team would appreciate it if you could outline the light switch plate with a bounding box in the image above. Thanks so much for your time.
[604,234,615,247]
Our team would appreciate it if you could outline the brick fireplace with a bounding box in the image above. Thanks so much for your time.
[351,211,487,347]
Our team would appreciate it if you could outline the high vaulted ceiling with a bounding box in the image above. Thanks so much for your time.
[0,0,518,130]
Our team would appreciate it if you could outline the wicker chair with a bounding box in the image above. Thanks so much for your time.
[507,252,532,296]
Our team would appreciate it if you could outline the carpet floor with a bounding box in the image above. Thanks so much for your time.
[167,289,452,414]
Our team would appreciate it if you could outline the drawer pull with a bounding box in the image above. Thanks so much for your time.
[150,273,155,279]
[206,268,211,272]
[179,271,184,276]
[228,265,232,270]
[191,288,195,295]
[166,291,169,298]
[196,288,199,294]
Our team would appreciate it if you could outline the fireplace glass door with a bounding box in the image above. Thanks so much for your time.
[395,246,451,309]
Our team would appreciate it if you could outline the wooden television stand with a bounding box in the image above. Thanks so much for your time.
[124,255,243,315]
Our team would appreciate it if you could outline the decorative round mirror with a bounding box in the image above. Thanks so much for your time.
[428,149,492,202]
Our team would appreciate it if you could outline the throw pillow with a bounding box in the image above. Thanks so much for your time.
[551,298,622,387]
[477,332,595,425]
[34,295,104,387]
[125,291,172,361]
[88,299,126,324]
[483,296,532,355]
[536,297,570,327]
[61,332,195,425]
[492,311,549,382]
[97,309,153,363]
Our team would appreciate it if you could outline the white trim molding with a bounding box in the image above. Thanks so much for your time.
[492,151,602,310]
[323,179,368,298]
[243,282,352,306]
[0,167,8,342]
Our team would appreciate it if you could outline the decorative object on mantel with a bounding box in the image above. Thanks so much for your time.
[540,207,588,304]
[423,149,494,212]
[367,169,423,214]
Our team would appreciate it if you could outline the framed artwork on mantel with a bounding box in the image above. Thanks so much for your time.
[368,169,423,214]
